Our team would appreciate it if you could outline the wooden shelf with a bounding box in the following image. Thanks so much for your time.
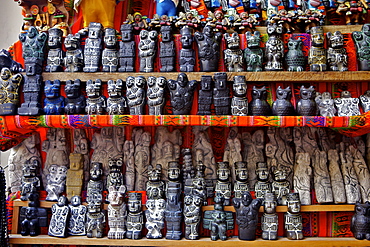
[9,235,370,246]
[255,25,363,34]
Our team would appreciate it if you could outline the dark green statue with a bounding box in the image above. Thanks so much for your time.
[353,24,370,71]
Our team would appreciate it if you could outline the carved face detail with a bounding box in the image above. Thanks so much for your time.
[233,76,247,97]
[224,32,240,50]
[256,166,269,181]
[180,30,193,48]
[264,193,277,214]
[48,31,62,49]
[236,165,248,182]
[287,199,301,213]
[217,167,230,181]
[300,86,315,100]
[121,28,133,42]
[135,76,146,88]
[203,25,213,37]
[104,29,117,48]
[146,199,155,210]
[273,168,288,182]
[161,29,171,42]
[147,76,156,87]
[65,80,81,98]
[1,68,11,81]
[246,31,261,48]
[128,197,141,213]
[341,90,351,98]
[328,31,343,48]
[71,195,82,207]
[311,31,324,47]
[157,77,167,88]
[57,195,68,206]
[90,162,103,181]
[149,30,158,40]
[168,167,180,181]
[363,24,370,36]
[287,37,302,51]
[177,73,188,87]
[126,76,135,88]
[45,81,60,99]
[242,192,252,206]
[140,30,149,39]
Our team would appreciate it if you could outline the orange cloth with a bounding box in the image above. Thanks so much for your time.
[79,0,116,28]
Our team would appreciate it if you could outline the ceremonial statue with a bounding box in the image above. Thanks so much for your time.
[234,161,249,199]
[233,191,263,240]
[254,162,271,203]
[159,26,175,72]
[64,79,86,115]
[118,24,135,72]
[334,90,361,116]
[194,25,222,72]
[107,79,126,115]
[45,28,64,72]
[285,37,305,71]
[139,30,158,72]
[203,195,234,241]
[308,26,327,71]
[84,22,103,72]
[352,23,370,71]
[249,86,272,116]
[215,162,232,205]
[86,79,106,115]
[0,67,22,115]
[327,31,348,71]
[165,177,182,240]
[197,75,213,115]
[45,164,68,201]
[285,193,303,240]
[106,157,124,190]
[190,161,207,204]
[315,92,336,117]
[87,162,104,202]
[127,76,146,115]
[272,86,295,116]
[360,90,370,113]
[262,192,278,240]
[66,153,84,200]
[179,26,196,72]
[17,73,43,115]
[20,158,41,201]
[44,80,65,115]
[48,196,70,237]
[126,192,144,239]
[351,201,370,240]
[265,23,284,71]
[183,195,202,240]
[102,28,118,72]
[213,72,230,115]
[296,85,317,116]
[231,75,248,116]
[244,31,263,72]
[224,32,243,72]
[20,192,47,236]
[271,167,291,205]
[68,196,87,236]
[107,185,127,239]
[145,199,166,239]
[168,73,197,115]
[146,164,165,200]
[147,76,167,115]
[64,33,84,72]
[86,191,105,238]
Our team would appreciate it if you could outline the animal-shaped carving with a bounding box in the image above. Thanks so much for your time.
[327,31,348,71]
[296,86,317,116]
[265,23,284,71]
[351,201,370,240]
[315,92,336,117]
[224,32,243,72]
[249,86,271,116]
[285,37,305,72]
[272,86,295,116]
[244,31,263,72]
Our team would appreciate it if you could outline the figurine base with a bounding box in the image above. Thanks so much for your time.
[18,106,43,116]
[0,103,18,115]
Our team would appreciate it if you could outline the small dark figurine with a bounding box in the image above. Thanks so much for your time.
[234,161,249,199]
[165,181,182,239]
[68,195,87,236]
[179,26,196,72]
[197,75,213,115]
[102,28,118,72]
[249,86,272,116]
[107,185,127,239]
[126,192,144,239]
[139,30,158,73]
[215,162,232,206]
[233,191,263,240]
[231,75,248,116]
[106,157,125,190]
[262,192,278,240]
[309,26,327,71]
[360,90,370,113]
[203,194,234,241]
[20,158,41,201]
[159,26,175,72]
[213,72,230,115]
[0,67,22,115]
[334,90,361,116]
[64,33,84,72]
[45,28,64,72]
[18,74,43,115]
[353,24,370,71]
[224,32,243,72]
[285,37,305,72]
[126,76,146,115]
[244,31,263,72]
[254,162,272,203]
[182,148,195,182]
[146,164,165,200]
[85,79,106,115]
[351,201,370,240]
[327,31,348,72]
[272,86,295,116]
[265,23,284,71]
[107,79,127,115]
[48,195,70,238]
[168,73,197,115]
[272,168,291,205]
[190,161,207,205]
[87,162,104,202]
[194,25,222,72]
[184,195,202,240]
[285,192,303,240]
[118,24,135,72]
[84,22,103,73]
[315,92,337,117]
[147,76,166,115]
[145,199,166,239]
[296,85,317,116]
[64,79,86,115]
[44,80,65,115]
[0,49,23,73]
[167,161,182,190]
[20,192,47,236]
[86,191,105,238]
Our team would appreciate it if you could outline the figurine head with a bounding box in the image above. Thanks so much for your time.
[65,79,82,99]
[168,161,181,181]
[128,192,142,213]
[149,30,158,41]
[101,127,113,139]
[22,157,39,177]
[69,153,83,170]
[108,185,126,206]
[180,26,193,49]
[48,165,68,183]
[26,206,38,219]
[160,26,172,42]
[200,76,212,91]
[203,25,213,37]
[300,85,315,100]
[104,28,117,48]
[156,198,166,209]
[140,29,149,40]
[327,31,343,49]
[148,164,162,182]
[135,76,146,89]
[235,161,248,182]
[88,22,103,39]
[224,32,240,50]
[264,192,277,214]
[341,90,352,98]
[362,24,370,36]
[214,72,227,89]
[217,162,230,182]
[241,191,253,206]
[233,76,247,97]
[195,161,206,178]
[214,10,223,20]
[272,167,290,182]
[287,193,301,213]
[195,149,204,164]
[184,195,193,206]
[107,79,123,97]
[276,86,291,100]
[86,79,102,98]
[256,162,269,181]
[44,80,61,99]
[147,76,156,88]
[310,26,324,47]
[177,73,189,87]
[57,195,68,206]
[48,28,63,49]
[245,31,261,48]
[64,33,81,50]
[121,24,133,41]
[90,162,103,181]
[71,195,82,207]
[146,199,155,210]
[108,156,123,172]
[252,86,267,100]
[0,67,11,81]
[156,76,167,88]
[126,76,135,88]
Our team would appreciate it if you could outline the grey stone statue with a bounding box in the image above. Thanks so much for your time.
[197,75,213,115]
[327,31,348,71]
[352,23,370,71]
[86,79,106,115]
[147,76,167,115]
[272,167,291,205]
[168,73,197,115]
[254,162,271,203]
[308,26,326,72]
[265,22,284,71]
[139,30,158,72]
[165,179,183,240]
[183,195,202,240]
[159,26,175,72]
[224,32,243,72]
[285,193,304,240]
[213,72,230,115]
[107,79,127,115]
[215,162,232,206]
[179,26,195,72]
[45,164,68,201]
[312,150,334,204]
[48,196,70,238]
[118,24,135,72]
[272,86,295,116]
[262,192,278,240]
[107,185,127,239]
[293,152,312,205]
[145,199,166,239]
[102,28,118,72]
[315,92,337,117]
[334,91,361,116]
[0,67,22,115]
[231,75,248,116]
[20,158,41,201]
[296,85,317,116]
[64,33,84,72]
[68,196,86,236]
[127,76,146,115]
[126,192,144,239]
[83,22,103,72]
[45,28,64,72]
[233,161,249,199]
[146,164,165,200]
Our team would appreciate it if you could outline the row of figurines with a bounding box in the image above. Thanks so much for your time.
[18,22,370,75]
[2,69,368,116]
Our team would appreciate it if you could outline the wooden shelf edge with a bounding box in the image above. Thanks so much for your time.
[9,235,370,246]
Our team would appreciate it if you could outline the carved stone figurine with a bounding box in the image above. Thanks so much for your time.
[86,79,106,115]
[159,26,175,72]
[126,192,144,239]
[145,199,166,239]
[231,75,248,116]
[64,79,86,115]
[249,86,272,116]
[285,193,304,240]
[17,73,43,115]
[87,162,104,203]
[165,178,183,239]
[315,92,336,117]
[126,76,146,115]
[68,195,87,236]
[84,22,103,72]
[352,23,370,71]
[86,191,105,238]
[213,72,230,115]
[285,37,305,72]
[296,85,317,116]
[194,25,222,72]
[146,164,165,200]
[64,33,84,72]
[262,192,279,240]
[334,91,361,116]
[327,31,348,71]
[66,153,84,200]
[147,76,166,115]
[255,162,272,203]
[272,86,295,116]
[118,24,136,72]
[197,75,213,115]
[107,79,127,115]
[44,80,65,115]
[45,28,64,72]
[102,28,118,72]
[179,26,195,72]
[215,162,232,206]
[265,23,284,71]
[203,194,234,241]
[45,164,68,201]
[107,185,127,239]
[224,32,243,72]
[0,67,22,115]
[139,30,158,72]
[20,192,47,236]
[168,73,197,115]
[20,158,41,201]
[234,161,249,199]
[360,90,370,113]
[106,157,124,190]
[244,31,263,72]
[233,191,263,240]
[272,167,291,205]
[183,195,202,240]
[351,201,370,240]
[309,26,327,71]
[48,196,70,237]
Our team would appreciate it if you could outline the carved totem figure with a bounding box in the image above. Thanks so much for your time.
[68,196,87,236]
[328,149,347,204]
[350,145,370,203]
[272,86,295,116]
[249,86,272,116]
[215,162,232,206]
[107,79,127,115]
[124,140,135,191]
[126,192,144,239]
[352,23,370,71]
[0,67,22,115]
[87,162,104,203]
[293,153,312,205]
[44,80,65,115]
[165,181,183,239]
[146,164,166,200]
[132,128,151,190]
[179,26,195,72]
[45,28,64,72]
[223,127,242,183]
[231,75,248,116]
[72,129,90,190]
[184,195,202,240]
[360,90,370,113]
[168,73,197,115]
[224,32,243,72]
[147,76,167,115]
[334,91,361,116]
[106,157,124,191]
[244,31,263,72]
[48,196,70,237]
[46,164,68,201]
[197,75,213,115]
[107,185,127,239]
[66,153,84,200]
[255,162,272,203]
[64,79,86,115]
[309,26,327,71]
[102,28,118,72]
[285,193,304,240]
[327,31,348,71]
[351,201,370,240]
[213,72,230,115]
[64,33,84,72]
[86,191,105,238]
[285,37,305,71]
[145,199,166,239]
[315,92,336,117]
[118,24,135,72]
[159,26,175,72]
[83,22,103,72]
[182,148,195,183]
[20,192,48,236]
[311,150,333,204]
[17,73,43,115]
[86,79,106,115]
[262,193,278,240]
[272,167,291,205]
[127,76,146,115]
[139,30,158,72]
[265,23,284,71]
[20,158,41,201]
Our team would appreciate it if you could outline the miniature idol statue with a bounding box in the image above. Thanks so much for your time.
[309,26,327,71]
[66,153,84,200]
[285,37,305,72]
[360,90,370,113]
[145,199,166,239]
[45,164,68,201]
[285,192,304,240]
[20,192,47,236]
[233,191,263,240]
[107,185,127,239]
[86,191,105,238]
[183,195,202,240]
[48,195,70,238]
[139,30,158,72]
[45,28,64,72]
[272,167,291,205]
[87,162,104,202]
[351,201,370,240]
[20,158,41,201]
[126,192,144,239]
[272,86,295,116]
[83,22,103,72]
[231,75,248,116]
[106,157,124,190]
[146,164,165,200]
[127,76,146,115]
[334,91,361,116]
[234,161,249,199]
[44,80,65,115]
[0,67,22,115]
[265,23,284,71]
[315,92,336,117]
[118,24,135,72]
[165,180,183,239]
[352,23,370,71]
[215,162,232,206]
[68,195,87,236]
[159,26,175,72]
[244,31,263,72]
[262,192,279,240]
[107,79,127,115]
[102,28,118,72]
[296,85,317,116]
[191,161,208,204]
[254,162,272,203]
[147,76,167,115]
[64,33,84,72]
[197,75,213,115]
[327,31,348,71]
[213,72,230,115]
[179,26,195,72]
[168,73,197,115]
[249,86,272,116]
[64,79,86,115]
[86,79,106,115]
[224,32,243,72]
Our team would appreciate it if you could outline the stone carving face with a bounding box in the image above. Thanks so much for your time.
[90,163,103,181]
[168,166,180,181]
[180,30,193,48]
[233,76,247,97]
[128,197,141,213]
[287,198,300,213]
[71,195,82,206]
[264,193,277,214]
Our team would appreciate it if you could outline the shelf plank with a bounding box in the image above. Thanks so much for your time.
[255,25,363,34]
[9,235,370,246]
